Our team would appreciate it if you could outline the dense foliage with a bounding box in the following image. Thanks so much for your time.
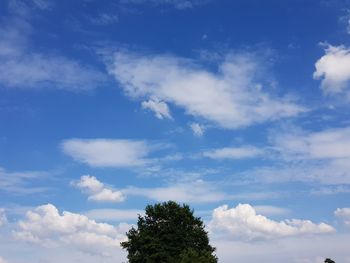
[121,201,217,263]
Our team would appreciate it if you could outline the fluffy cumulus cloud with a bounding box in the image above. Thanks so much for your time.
[209,204,334,241]
[314,44,350,96]
[108,50,305,129]
[141,98,172,119]
[73,175,125,203]
[335,208,350,225]
[62,139,151,167]
[13,204,129,256]
[203,146,263,160]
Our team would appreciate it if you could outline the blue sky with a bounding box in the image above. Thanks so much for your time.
[1,0,350,262]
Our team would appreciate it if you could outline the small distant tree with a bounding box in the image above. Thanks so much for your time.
[121,201,217,263]
[324,259,335,263]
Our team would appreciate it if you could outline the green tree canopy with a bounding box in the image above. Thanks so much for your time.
[121,201,217,263]
[324,259,335,263]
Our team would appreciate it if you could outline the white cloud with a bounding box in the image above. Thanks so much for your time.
[108,50,305,129]
[0,209,7,227]
[209,204,334,241]
[190,122,205,136]
[73,175,125,203]
[203,146,263,160]
[13,204,129,256]
[89,189,125,203]
[75,175,104,192]
[335,208,350,225]
[314,44,350,96]
[0,256,8,263]
[62,139,151,167]
[141,98,172,119]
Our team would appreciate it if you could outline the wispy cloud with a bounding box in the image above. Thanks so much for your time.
[0,166,49,194]
[272,126,350,160]
[108,50,305,129]
[73,174,281,204]
[89,13,119,25]
[0,8,107,91]
[124,180,228,203]
[235,125,350,186]
[0,209,7,227]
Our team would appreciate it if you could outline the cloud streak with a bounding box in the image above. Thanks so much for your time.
[0,166,49,194]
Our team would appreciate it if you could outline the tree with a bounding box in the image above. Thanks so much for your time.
[324,259,335,263]
[121,201,217,263]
